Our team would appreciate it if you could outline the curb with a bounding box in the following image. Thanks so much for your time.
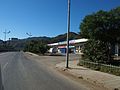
[25,52,39,57]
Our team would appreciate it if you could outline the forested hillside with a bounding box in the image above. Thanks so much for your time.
[0,32,81,51]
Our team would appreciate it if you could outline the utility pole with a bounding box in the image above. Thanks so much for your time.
[26,32,32,51]
[3,30,10,45]
[3,30,11,42]
[66,0,71,68]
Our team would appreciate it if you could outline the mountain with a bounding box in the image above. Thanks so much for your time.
[0,40,3,44]
[0,32,81,51]
[20,32,81,43]
[50,32,81,43]
[23,36,51,41]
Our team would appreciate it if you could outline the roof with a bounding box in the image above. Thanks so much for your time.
[74,38,88,43]
[48,38,88,46]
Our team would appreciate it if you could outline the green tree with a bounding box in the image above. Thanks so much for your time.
[80,7,120,64]
[39,44,49,55]
[80,8,120,42]
[82,39,111,64]
[24,40,49,55]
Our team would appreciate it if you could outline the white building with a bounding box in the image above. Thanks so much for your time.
[48,38,120,56]
[48,38,88,54]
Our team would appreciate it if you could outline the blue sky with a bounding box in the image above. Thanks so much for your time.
[0,0,120,40]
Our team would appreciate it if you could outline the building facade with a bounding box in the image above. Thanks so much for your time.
[48,39,120,56]
[48,38,88,54]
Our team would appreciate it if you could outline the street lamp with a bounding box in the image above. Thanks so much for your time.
[26,32,32,38]
[3,29,11,47]
[66,0,71,68]
[26,32,32,51]
[3,29,11,42]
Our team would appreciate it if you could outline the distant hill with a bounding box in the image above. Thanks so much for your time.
[0,40,3,44]
[0,32,81,51]
[50,32,81,43]
[23,36,51,41]
[21,32,81,43]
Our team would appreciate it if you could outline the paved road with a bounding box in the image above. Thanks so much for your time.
[0,52,88,90]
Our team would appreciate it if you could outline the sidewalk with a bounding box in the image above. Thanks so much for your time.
[56,60,120,90]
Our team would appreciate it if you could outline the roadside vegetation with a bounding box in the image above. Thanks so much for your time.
[0,32,80,52]
[79,7,120,75]
[79,60,120,76]
[0,42,16,52]
[24,40,50,55]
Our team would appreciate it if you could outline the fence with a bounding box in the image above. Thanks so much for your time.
[79,60,120,76]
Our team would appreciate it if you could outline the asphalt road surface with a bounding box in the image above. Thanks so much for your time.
[0,52,88,90]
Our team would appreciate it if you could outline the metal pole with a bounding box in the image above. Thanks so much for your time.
[3,30,10,41]
[3,30,10,46]
[66,0,70,68]
[4,29,6,42]
[26,32,32,52]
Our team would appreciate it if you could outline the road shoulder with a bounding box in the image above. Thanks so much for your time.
[56,61,120,90]
[25,52,110,90]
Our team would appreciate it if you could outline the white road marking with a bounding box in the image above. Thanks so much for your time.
[3,62,9,70]
[0,53,6,56]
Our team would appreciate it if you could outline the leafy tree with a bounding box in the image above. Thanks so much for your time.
[39,44,49,55]
[24,40,49,55]
[80,7,120,43]
[80,7,120,64]
[82,39,112,64]
[0,44,15,52]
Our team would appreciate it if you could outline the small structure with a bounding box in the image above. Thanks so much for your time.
[48,38,88,54]
[48,38,120,56]
[11,38,19,41]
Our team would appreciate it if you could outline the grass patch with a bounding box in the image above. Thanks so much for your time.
[78,60,120,76]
